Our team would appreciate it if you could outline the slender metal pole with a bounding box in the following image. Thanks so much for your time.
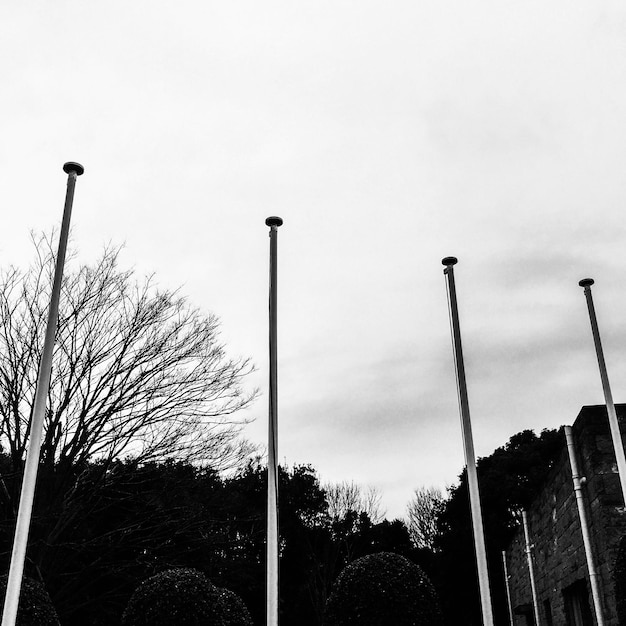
[579,278,626,506]
[2,162,84,626]
[522,510,541,626]
[266,216,282,626]
[442,256,494,626]
[564,426,605,626]
[501,551,514,626]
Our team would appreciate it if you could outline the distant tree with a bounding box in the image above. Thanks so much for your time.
[406,486,443,550]
[0,233,256,474]
[324,481,385,524]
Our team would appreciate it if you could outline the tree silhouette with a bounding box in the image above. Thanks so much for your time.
[0,233,256,474]
[406,486,443,550]
[434,427,562,625]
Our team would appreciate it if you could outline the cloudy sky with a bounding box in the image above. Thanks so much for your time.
[2,1,626,519]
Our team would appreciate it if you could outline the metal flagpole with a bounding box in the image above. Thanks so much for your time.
[442,256,494,626]
[266,216,282,626]
[2,162,84,626]
[522,510,541,626]
[579,278,626,506]
[564,426,605,626]
[501,551,514,626]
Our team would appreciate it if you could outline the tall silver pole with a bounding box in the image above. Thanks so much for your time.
[266,216,282,626]
[564,426,605,626]
[579,278,626,506]
[2,162,84,626]
[501,551,514,626]
[442,256,494,626]
[522,510,541,626]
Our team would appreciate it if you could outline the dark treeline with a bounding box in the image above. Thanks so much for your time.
[0,455,429,625]
[0,428,562,625]
[433,427,562,625]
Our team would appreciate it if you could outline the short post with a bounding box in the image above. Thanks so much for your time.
[564,426,604,626]
[501,550,514,626]
[522,510,541,626]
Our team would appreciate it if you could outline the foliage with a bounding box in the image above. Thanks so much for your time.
[0,575,60,626]
[121,568,224,626]
[216,460,331,625]
[216,588,253,626]
[0,457,228,626]
[433,427,562,625]
[324,551,442,626]
[406,486,443,550]
[614,535,626,625]
[0,452,419,625]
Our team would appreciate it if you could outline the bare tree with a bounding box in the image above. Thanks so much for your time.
[406,486,444,550]
[0,233,256,474]
[324,481,385,524]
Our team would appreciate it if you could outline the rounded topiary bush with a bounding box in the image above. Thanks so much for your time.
[324,551,442,626]
[216,588,253,626]
[121,568,225,626]
[0,575,60,626]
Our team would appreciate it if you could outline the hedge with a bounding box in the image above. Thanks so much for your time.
[216,587,253,626]
[0,575,60,626]
[324,551,442,626]
[615,535,626,625]
[121,568,225,626]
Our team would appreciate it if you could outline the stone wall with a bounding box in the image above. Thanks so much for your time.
[504,405,626,626]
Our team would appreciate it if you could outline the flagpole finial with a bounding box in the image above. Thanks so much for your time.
[579,278,595,288]
[442,256,458,268]
[63,162,84,176]
[266,216,283,228]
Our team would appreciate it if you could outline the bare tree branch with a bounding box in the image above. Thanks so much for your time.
[324,481,385,524]
[406,485,444,550]
[0,233,257,476]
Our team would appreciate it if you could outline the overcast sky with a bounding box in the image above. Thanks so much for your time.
[2,1,626,519]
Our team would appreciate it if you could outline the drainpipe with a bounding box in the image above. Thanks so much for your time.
[522,510,541,626]
[501,550,514,626]
[565,426,605,626]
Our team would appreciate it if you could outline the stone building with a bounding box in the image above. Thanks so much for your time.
[504,404,626,626]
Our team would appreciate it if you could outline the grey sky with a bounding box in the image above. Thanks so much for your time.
[2,1,626,518]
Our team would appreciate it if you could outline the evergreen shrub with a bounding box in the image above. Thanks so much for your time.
[324,551,442,626]
[615,535,626,625]
[216,588,253,626]
[121,568,224,626]
[0,575,60,626]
